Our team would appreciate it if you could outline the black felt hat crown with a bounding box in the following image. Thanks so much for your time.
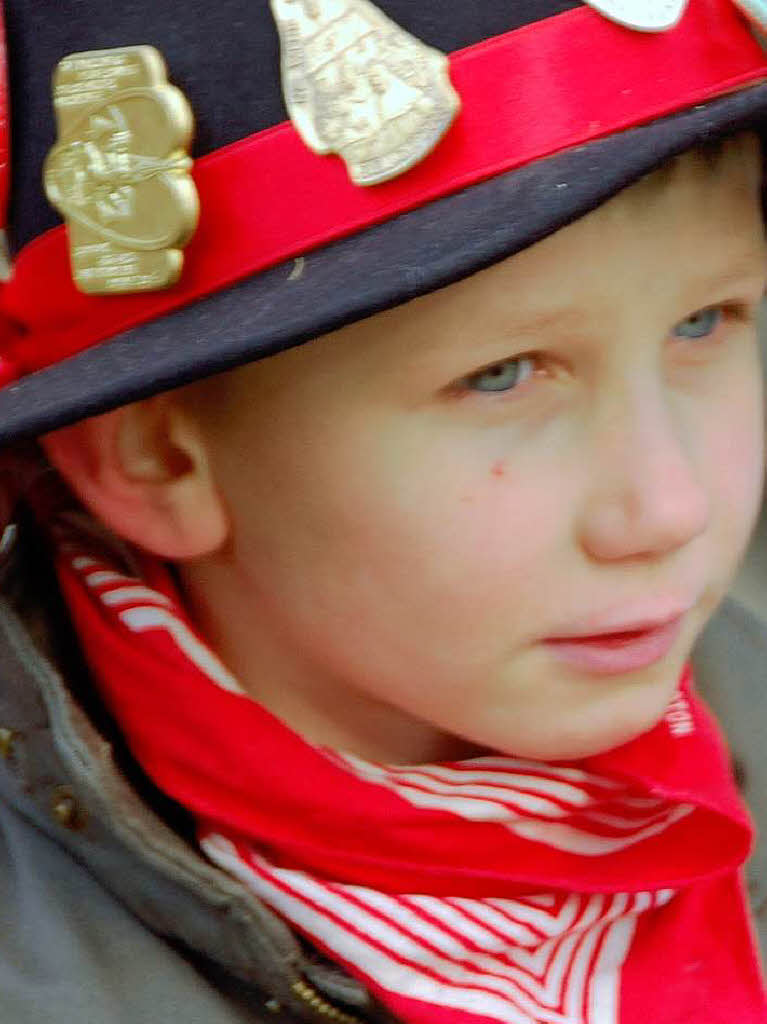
[0,0,766,444]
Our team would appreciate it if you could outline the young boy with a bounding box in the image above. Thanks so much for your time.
[1,1,767,1022]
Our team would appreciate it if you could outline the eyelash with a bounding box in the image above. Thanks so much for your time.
[457,302,751,398]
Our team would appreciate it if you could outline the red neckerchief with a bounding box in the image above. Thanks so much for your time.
[32,497,767,1024]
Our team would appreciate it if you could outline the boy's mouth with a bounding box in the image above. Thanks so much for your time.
[542,614,686,675]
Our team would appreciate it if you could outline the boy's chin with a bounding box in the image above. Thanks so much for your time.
[482,660,689,763]
[489,716,666,763]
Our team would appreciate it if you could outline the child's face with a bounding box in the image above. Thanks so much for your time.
[180,136,766,762]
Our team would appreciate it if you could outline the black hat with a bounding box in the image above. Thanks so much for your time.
[0,0,766,444]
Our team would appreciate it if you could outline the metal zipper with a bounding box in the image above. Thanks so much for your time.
[290,977,368,1024]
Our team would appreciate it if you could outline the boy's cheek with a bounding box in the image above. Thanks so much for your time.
[704,379,765,577]
[267,451,555,661]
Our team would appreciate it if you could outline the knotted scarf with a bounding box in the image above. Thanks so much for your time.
[30,497,767,1024]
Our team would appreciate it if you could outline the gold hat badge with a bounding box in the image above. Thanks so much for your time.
[269,0,461,186]
[44,46,198,295]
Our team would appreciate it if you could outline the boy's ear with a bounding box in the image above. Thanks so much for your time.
[40,396,230,559]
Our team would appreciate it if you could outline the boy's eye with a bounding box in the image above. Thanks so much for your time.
[672,307,722,339]
[465,356,536,393]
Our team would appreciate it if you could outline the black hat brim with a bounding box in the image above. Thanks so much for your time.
[2,83,767,445]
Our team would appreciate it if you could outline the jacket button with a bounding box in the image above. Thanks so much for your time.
[50,785,87,830]
[0,727,18,759]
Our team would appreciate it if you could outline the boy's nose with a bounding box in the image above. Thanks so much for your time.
[577,392,710,564]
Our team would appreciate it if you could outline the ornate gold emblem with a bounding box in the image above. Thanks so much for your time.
[44,46,198,295]
[269,0,461,186]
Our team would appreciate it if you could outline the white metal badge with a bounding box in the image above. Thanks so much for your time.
[583,0,689,31]
[269,0,460,186]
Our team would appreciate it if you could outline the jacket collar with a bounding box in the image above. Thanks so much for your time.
[0,509,387,1022]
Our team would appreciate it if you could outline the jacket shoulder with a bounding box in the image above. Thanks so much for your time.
[0,781,273,1024]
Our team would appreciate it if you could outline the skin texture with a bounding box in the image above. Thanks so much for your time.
[43,135,767,764]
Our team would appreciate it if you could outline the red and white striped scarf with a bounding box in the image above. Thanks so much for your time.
[34,501,767,1024]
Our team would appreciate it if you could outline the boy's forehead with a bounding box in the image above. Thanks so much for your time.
[391,136,767,348]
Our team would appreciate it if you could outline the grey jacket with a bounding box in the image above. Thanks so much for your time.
[0,515,765,1024]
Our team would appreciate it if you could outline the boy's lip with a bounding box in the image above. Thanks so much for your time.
[543,606,692,640]
[541,611,689,675]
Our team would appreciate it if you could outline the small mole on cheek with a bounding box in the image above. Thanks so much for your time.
[491,459,507,479]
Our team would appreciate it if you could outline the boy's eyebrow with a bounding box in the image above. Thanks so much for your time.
[507,308,588,339]
[466,303,593,344]
[431,249,767,367]
[506,255,767,338]
[690,251,767,295]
